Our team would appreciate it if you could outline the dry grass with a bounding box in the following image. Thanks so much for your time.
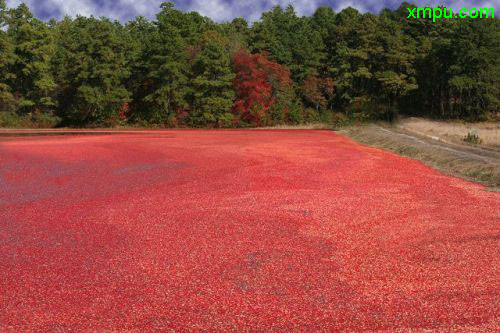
[398,117,500,147]
[254,123,332,130]
[341,125,500,191]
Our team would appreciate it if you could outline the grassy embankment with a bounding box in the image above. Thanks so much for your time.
[340,118,499,191]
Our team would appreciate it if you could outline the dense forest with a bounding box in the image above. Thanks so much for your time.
[0,1,498,128]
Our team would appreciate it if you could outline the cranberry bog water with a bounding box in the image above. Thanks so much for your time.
[1,130,498,331]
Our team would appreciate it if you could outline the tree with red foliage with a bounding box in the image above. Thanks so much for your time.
[232,50,292,126]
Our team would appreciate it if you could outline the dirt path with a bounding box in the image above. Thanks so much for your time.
[342,125,500,190]
[1,131,499,331]
[397,117,500,148]
[377,126,500,163]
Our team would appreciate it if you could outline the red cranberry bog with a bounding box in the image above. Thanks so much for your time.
[0,130,498,331]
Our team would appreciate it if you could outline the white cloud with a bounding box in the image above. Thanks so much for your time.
[185,0,324,22]
[5,0,162,21]
[4,0,370,22]
[184,0,499,21]
[5,0,498,23]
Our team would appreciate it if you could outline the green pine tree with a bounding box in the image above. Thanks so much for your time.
[251,5,325,82]
[7,3,56,114]
[0,0,16,112]
[372,12,418,120]
[52,16,131,125]
[330,8,377,109]
[141,2,190,125]
[190,31,235,127]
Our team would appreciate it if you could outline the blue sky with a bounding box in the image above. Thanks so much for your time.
[5,0,499,22]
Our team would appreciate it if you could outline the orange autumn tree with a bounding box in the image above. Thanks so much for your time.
[302,74,334,111]
[232,50,292,126]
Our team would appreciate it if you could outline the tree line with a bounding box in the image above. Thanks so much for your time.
[0,1,498,128]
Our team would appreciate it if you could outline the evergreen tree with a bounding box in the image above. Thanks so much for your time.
[7,4,56,114]
[446,18,500,119]
[372,12,418,119]
[141,2,190,125]
[125,16,157,123]
[218,17,250,56]
[190,31,235,127]
[251,5,325,82]
[0,0,16,112]
[330,8,377,109]
[311,7,337,78]
[52,17,131,125]
[411,13,456,118]
[177,11,214,44]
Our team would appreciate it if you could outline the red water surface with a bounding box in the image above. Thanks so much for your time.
[0,130,498,331]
